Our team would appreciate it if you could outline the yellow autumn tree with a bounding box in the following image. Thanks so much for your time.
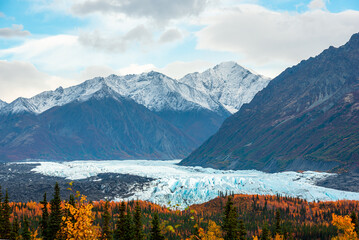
[59,194,100,240]
[332,213,358,240]
[197,220,224,240]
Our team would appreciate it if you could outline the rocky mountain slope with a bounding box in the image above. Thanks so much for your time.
[0,63,268,161]
[180,33,359,172]
[0,99,7,109]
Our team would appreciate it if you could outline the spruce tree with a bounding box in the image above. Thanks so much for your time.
[275,209,282,235]
[223,196,239,240]
[2,189,11,239]
[350,211,359,234]
[150,212,164,240]
[101,200,113,240]
[21,218,31,240]
[124,206,134,240]
[40,193,50,240]
[49,182,62,240]
[69,194,75,207]
[260,222,270,240]
[10,217,20,240]
[133,201,144,240]
[114,202,126,240]
[238,219,246,240]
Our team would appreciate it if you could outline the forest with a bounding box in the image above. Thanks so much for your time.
[0,183,358,240]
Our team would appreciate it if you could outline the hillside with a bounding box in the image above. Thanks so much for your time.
[180,33,359,172]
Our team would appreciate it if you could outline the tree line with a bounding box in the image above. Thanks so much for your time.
[1,183,359,239]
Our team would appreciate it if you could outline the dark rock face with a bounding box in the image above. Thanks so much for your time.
[180,33,359,172]
[0,163,153,202]
[0,91,199,161]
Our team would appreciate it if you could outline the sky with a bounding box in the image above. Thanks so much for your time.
[0,0,359,102]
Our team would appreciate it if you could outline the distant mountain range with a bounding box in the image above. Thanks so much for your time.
[180,33,359,173]
[0,62,270,161]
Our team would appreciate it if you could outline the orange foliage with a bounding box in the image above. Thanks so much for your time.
[332,213,358,240]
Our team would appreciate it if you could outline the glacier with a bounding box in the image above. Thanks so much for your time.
[20,160,359,209]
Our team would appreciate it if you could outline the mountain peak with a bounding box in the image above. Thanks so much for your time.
[346,32,359,49]
[0,99,8,109]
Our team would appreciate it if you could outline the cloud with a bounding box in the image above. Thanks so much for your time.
[78,25,154,52]
[0,12,5,18]
[71,0,210,22]
[308,0,327,10]
[0,24,31,38]
[159,29,183,43]
[0,60,75,102]
[196,4,359,77]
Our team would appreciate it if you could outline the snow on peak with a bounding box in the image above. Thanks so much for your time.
[0,61,270,115]
[0,99,7,109]
[179,61,271,113]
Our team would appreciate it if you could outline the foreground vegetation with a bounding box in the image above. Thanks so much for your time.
[0,183,359,239]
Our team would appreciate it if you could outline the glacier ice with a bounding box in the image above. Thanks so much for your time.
[20,160,359,209]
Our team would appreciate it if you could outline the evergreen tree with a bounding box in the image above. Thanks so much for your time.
[10,217,20,240]
[275,209,282,235]
[133,201,144,240]
[2,189,12,239]
[101,200,113,240]
[238,219,246,240]
[223,196,239,240]
[150,212,164,240]
[350,211,359,234]
[48,182,62,240]
[124,206,134,240]
[114,202,126,240]
[40,193,50,240]
[261,223,270,240]
[21,218,31,240]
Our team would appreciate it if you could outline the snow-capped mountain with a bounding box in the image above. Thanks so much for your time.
[0,99,7,109]
[0,62,269,115]
[0,72,228,115]
[179,61,271,113]
[0,62,271,161]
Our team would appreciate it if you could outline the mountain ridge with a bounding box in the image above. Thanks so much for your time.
[180,33,359,172]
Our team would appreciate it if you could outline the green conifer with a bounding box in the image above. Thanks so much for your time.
[21,218,31,240]
[40,193,50,240]
[238,219,246,240]
[150,212,164,240]
[133,201,144,240]
[260,222,270,240]
[114,201,126,240]
[101,200,113,240]
[10,217,20,240]
[275,209,282,235]
[48,182,62,240]
[124,206,134,240]
[223,196,239,240]
[350,211,359,234]
[2,189,12,239]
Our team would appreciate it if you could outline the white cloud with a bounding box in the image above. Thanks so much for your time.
[0,24,31,38]
[0,60,75,102]
[308,0,327,10]
[71,0,211,22]
[159,29,183,43]
[196,4,359,77]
